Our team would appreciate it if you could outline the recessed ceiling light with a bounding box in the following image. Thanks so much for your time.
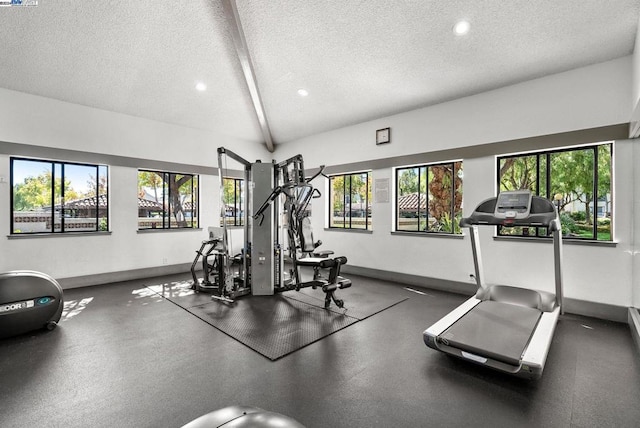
[297,89,309,97]
[453,20,470,36]
[195,82,207,91]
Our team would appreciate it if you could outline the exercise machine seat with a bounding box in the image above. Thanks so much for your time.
[181,405,305,428]
[299,217,333,258]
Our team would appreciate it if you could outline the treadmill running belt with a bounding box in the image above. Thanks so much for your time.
[441,300,541,366]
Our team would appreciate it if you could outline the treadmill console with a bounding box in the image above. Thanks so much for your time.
[494,190,532,222]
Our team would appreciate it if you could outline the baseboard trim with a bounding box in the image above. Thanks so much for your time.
[561,298,628,323]
[629,308,640,356]
[341,265,629,323]
[58,263,193,289]
[340,265,477,296]
[58,263,630,323]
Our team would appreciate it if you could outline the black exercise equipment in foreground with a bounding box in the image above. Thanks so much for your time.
[423,190,563,379]
[189,147,351,309]
[0,270,64,340]
[190,230,238,298]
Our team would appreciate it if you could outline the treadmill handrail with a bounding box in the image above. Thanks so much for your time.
[462,192,563,310]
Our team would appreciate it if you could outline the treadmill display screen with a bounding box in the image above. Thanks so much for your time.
[496,192,531,213]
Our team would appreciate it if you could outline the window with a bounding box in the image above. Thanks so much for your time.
[221,177,244,226]
[137,170,198,230]
[395,161,463,234]
[11,157,108,234]
[497,142,612,241]
[329,171,372,230]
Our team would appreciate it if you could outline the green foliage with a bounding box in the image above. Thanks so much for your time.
[222,178,239,205]
[398,168,426,196]
[99,217,108,231]
[331,175,344,215]
[138,171,163,201]
[559,212,578,234]
[13,171,79,211]
[138,171,196,228]
[13,175,51,210]
[499,155,536,191]
[397,163,462,231]
[434,211,462,234]
[398,168,418,195]
[499,144,612,240]
[221,177,243,226]
[569,211,586,222]
[331,173,371,212]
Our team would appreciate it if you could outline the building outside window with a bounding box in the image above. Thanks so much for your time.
[221,177,244,226]
[137,170,198,230]
[395,161,463,234]
[329,171,372,230]
[497,142,612,241]
[11,157,109,234]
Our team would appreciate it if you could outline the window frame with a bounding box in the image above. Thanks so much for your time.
[394,160,463,235]
[137,169,199,230]
[496,142,613,241]
[10,157,109,235]
[328,170,372,230]
[221,177,244,227]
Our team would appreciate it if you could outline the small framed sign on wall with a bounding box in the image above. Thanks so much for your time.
[376,127,390,145]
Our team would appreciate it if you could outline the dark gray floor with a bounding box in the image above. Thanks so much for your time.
[144,277,406,360]
[1,273,639,428]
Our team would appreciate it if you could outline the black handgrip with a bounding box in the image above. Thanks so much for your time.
[334,256,348,265]
[319,259,336,268]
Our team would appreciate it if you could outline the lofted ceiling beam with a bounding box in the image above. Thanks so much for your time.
[221,0,275,152]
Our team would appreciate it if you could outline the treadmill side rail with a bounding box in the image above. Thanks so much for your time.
[423,297,481,347]
[520,307,560,377]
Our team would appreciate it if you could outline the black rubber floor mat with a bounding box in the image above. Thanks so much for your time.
[186,296,358,360]
[144,277,407,360]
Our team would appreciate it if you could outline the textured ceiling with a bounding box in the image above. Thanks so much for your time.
[0,0,638,149]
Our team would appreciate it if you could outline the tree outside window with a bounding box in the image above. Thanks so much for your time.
[497,143,612,240]
[11,158,108,234]
[138,170,198,229]
[221,177,244,226]
[329,172,372,230]
[396,161,463,234]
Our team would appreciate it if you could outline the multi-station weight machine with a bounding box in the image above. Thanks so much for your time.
[190,147,351,309]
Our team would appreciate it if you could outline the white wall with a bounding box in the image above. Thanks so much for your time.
[633,16,640,117]
[275,56,631,168]
[0,87,267,166]
[288,57,636,308]
[0,89,269,282]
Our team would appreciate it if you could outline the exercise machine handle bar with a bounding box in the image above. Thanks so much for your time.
[253,185,284,225]
[305,165,327,183]
[254,161,325,224]
[217,147,251,168]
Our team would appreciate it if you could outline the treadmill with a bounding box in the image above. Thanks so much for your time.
[423,190,563,379]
